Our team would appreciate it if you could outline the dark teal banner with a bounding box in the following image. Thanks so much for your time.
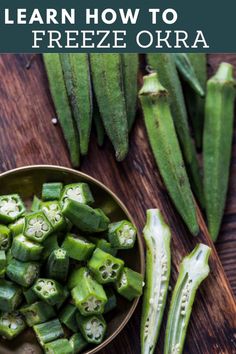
[0,0,234,52]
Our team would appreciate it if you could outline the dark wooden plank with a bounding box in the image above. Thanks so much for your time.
[0,54,235,354]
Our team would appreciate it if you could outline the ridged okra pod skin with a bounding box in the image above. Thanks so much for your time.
[46,248,69,282]
[6,258,40,287]
[19,301,56,327]
[90,53,129,161]
[164,244,211,354]
[43,54,80,167]
[203,63,236,242]
[69,332,88,353]
[139,73,199,235]
[44,339,73,354]
[121,53,139,131]
[140,209,171,354]
[42,182,63,201]
[147,54,204,208]
[59,303,78,332]
[0,279,22,312]
[60,54,93,155]
[11,234,43,261]
[33,318,64,346]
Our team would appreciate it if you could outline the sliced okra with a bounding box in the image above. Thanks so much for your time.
[42,233,59,260]
[59,303,78,332]
[0,311,26,339]
[0,225,11,251]
[33,318,64,346]
[69,332,88,353]
[88,248,124,284]
[42,201,66,232]
[23,286,39,304]
[108,220,137,249]
[116,267,143,301]
[0,250,6,277]
[24,211,53,243]
[33,278,65,306]
[31,195,42,212]
[44,338,73,354]
[104,288,117,314]
[0,279,22,312]
[77,313,107,344]
[6,258,40,287]
[42,182,63,201]
[55,287,69,310]
[95,208,110,232]
[61,183,94,206]
[62,233,95,261]
[46,248,69,282]
[9,217,25,237]
[0,194,25,224]
[11,234,43,261]
[71,267,107,316]
[20,301,56,327]
[89,236,117,256]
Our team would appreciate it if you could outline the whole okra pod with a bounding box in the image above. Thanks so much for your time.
[147,54,204,208]
[203,62,236,241]
[140,209,171,354]
[164,243,211,354]
[139,72,199,235]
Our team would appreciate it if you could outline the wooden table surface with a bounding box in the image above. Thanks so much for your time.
[0,54,235,354]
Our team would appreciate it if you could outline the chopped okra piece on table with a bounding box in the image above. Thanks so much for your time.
[19,301,56,326]
[31,195,42,212]
[0,311,26,339]
[62,233,95,261]
[89,236,117,256]
[69,332,88,353]
[33,318,64,346]
[0,225,11,251]
[104,288,117,314]
[71,267,107,316]
[0,250,6,277]
[24,211,53,243]
[6,258,40,287]
[115,267,143,301]
[46,248,69,282]
[23,286,39,304]
[61,183,94,206]
[33,278,65,306]
[42,202,66,232]
[44,338,73,354]
[42,182,63,201]
[11,234,43,261]
[0,279,22,312]
[9,217,25,237]
[108,220,137,249]
[0,194,25,224]
[59,303,78,332]
[88,248,124,284]
[77,313,107,344]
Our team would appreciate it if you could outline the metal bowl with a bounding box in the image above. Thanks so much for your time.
[0,165,145,354]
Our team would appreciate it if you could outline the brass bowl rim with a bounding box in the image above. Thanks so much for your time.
[0,164,145,354]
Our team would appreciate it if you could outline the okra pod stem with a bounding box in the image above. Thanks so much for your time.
[203,62,236,241]
[139,72,199,235]
[140,209,171,354]
[43,54,80,167]
[90,53,129,161]
[164,244,211,354]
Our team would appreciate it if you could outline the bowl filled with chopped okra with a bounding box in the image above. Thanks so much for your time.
[0,165,144,354]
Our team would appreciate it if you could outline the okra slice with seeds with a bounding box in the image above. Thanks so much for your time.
[69,332,88,353]
[88,248,124,284]
[140,209,171,354]
[0,250,6,277]
[71,267,107,316]
[6,258,40,287]
[24,211,53,243]
[42,202,66,232]
[9,217,25,237]
[61,183,94,206]
[33,278,65,306]
[108,220,137,249]
[0,194,25,224]
[0,311,26,339]
[44,338,73,354]
[62,233,95,261]
[33,318,64,346]
[20,301,56,327]
[0,279,22,312]
[0,225,11,251]
[104,288,117,314]
[164,244,211,354]
[42,182,63,201]
[77,313,107,344]
[116,267,143,301]
[11,234,43,261]
[31,195,42,212]
[59,303,78,332]
[46,248,69,282]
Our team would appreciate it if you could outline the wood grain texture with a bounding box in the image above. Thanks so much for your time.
[0,54,235,354]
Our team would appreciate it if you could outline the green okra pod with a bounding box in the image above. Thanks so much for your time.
[93,97,105,147]
[20,301,56,327]
[24,211,53,243]
[62,233,95,261]
[42,182,63,201]
[139,72,199,235]
[0,194,25,224]
[60,54,93,155]
[108,220,137,249]
[43,53,80,167]
[140,209,171,354]
[104,288,117,314]
[33,318,64,346]
[59,303,78,332]
[0,225,11,251]
[147,54,204,208]
[46,248,69,282]
[33,278,65,306]
[61,183,94,206]
[44,339,73,354]
[116,267,143,301]
[164,243,211,354]
[0,279,22,312]
[31,195,42,212]
[90,53,129,161]
[76,313,107,344]
[203,62,236,241]
[0,312,26,339]
[69,332,88,353]
[6,258,40,287]
[11,234,43,261]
